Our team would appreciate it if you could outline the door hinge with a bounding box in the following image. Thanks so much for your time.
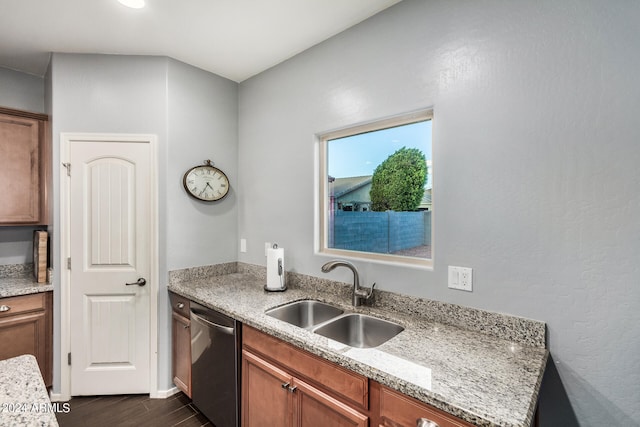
[67,257,71,270]
[62,162,71,177]
[67,352,71,366]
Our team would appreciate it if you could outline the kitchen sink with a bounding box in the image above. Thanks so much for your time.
[313,313,404,348]
[265,300,344,329]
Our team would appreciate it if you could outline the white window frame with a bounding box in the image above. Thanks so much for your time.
[316,109,433,269]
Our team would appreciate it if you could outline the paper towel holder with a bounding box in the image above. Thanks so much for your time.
[264,243,287,292]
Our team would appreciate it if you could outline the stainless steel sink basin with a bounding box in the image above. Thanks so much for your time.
[265,300,344,329]
[313,313,404,348]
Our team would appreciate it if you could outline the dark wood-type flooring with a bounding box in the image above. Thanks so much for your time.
[55,392,212,427]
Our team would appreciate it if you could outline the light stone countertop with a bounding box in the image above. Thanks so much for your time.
[0,277,53,298]
[168,267,548,427]
[0,264,53,298]
[0,355,59,427]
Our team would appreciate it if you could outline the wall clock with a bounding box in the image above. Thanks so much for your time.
[183,159,230,202]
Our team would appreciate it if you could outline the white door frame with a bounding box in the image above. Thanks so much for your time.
[58,133,159,401]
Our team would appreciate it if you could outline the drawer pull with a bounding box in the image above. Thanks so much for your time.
[417,418,440,427]
[177,302,185,309]
[281,382,290,390]
[0,305,10,312]
[288,385,297,393]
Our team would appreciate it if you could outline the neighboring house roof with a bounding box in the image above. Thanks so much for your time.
[420,187,432,209]
[330,175,432,208]
[329,176,372,198]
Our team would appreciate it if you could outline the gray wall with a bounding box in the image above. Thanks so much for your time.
[237,0,640,425]
[48,53,238,392]
[0,67,44,113]
[166,59,238,270]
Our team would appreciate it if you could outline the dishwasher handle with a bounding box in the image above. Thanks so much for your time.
[191,310,235,335]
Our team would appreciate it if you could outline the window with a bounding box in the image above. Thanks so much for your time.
[318,109,433,267]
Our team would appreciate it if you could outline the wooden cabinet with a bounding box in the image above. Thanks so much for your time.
[242,325,368,427]
[293,374,368,427]
[378,385,473,427]
[243,325,475,427]
[169,292,191,397]
[0,292,53,386]
[0,107,50,225]
[242,350,294,427]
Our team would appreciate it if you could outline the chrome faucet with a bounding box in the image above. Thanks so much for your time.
[321,260,376,306]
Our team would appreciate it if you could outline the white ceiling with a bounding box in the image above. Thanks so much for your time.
[0,0,401,82]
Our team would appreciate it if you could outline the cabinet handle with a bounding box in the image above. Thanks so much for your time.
[281,382,290,390]
[0,305,10,312]
[190,310,235,335]
[177,302,184,309]
[183,324,189,329]
[288,385,297,393]
[417,418,440,427]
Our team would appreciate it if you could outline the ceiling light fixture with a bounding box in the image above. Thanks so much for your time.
[118,0,145,9]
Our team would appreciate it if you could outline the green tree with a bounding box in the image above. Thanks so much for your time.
[370,147,427,212]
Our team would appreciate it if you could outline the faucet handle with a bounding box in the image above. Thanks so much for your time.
[367,282,376,299]
[359,282,376,300]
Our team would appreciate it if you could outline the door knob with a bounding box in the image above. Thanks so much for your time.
[125,278,147,287]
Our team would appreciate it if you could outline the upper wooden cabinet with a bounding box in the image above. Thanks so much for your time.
[0,107,50,225]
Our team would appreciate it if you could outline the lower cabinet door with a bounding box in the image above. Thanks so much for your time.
[171,311,191,397]
[293,378,368,427]
[0,311,48,382]
[242,350,293,427]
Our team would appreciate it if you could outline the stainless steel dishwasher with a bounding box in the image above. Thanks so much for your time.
[190,301,240,427]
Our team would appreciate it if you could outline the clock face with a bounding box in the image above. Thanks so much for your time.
[183,165,230,201]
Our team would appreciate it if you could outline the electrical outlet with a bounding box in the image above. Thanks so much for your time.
[459,267,472,291]
[240,239,247,253]
[448,266,473,292]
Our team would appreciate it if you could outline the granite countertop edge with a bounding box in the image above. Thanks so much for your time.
[168,273,548,427]
[0,354,59,427]
[0,276,53,298]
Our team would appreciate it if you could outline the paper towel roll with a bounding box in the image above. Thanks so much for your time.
[266,247,285,290]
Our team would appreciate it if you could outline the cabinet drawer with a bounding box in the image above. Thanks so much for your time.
[380,386,473,427]
[169,292,190,318]
[243,325,368,410]
[0,293,46,318]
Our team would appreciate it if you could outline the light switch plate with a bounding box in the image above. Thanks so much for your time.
[448,266,473,292]
[240,239,247,253]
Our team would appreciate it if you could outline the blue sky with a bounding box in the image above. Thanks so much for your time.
[327,119,432,187]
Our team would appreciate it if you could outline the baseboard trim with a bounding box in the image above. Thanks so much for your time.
[49,392,69,402]
[49,388,179,401]
[155,386,180,399]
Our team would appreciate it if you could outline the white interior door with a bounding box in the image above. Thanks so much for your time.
[68,138,152,395]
